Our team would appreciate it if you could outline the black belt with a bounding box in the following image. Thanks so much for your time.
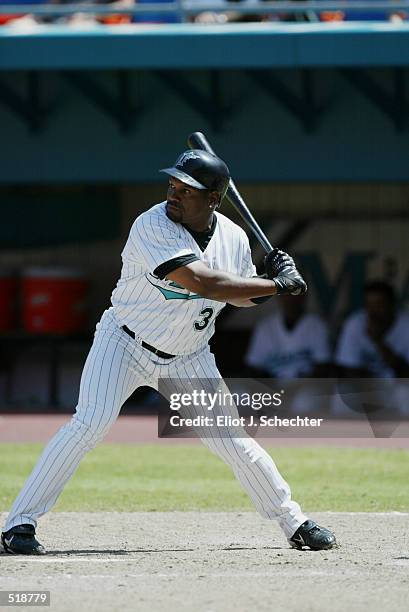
[121,325,175,359]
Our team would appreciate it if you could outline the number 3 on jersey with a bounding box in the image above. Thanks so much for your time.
[194,307,214,331]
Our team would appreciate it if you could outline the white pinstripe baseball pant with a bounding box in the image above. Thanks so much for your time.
[4,308,307,538]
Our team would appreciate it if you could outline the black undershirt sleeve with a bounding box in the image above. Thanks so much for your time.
[154,254,199,280]
[251,295,273,304]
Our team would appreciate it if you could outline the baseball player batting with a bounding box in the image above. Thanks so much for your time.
[1,148,336,555]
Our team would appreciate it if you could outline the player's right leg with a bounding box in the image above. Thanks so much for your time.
[1,309,150,554]
[163,349,336,551]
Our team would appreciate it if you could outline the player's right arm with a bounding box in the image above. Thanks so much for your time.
[167,247,307,303]
[166,251,306,303]
[166,260,277,303]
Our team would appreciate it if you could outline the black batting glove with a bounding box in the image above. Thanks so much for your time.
[264,248,307,296]
[265,248,295,276]
[273,269,307,295]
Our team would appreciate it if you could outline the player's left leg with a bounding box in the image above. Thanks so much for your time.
[2,311,155,553]
[159,348,335,550]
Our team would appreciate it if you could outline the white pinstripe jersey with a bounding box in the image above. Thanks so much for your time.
[111,201,256,355]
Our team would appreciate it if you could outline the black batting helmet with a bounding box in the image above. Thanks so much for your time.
[160,149,230,201]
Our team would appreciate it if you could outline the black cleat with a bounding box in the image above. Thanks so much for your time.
[1,524,46,555]
[289,520,336,551]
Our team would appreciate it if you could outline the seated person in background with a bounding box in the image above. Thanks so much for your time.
[335,280,409,378]
[245,293,331,378]
[244,294,332,415]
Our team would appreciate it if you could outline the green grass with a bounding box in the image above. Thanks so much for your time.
[0,444,408,513]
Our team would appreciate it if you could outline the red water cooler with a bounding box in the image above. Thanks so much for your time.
[22,268,89,334]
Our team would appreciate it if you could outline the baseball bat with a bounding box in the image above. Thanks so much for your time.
[187,131,273,254]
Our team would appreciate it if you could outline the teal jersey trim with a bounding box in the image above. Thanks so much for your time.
[158,287,203,300]
[146,275,203,300]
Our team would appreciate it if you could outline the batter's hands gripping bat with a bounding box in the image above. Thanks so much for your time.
[187,131,273,254]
